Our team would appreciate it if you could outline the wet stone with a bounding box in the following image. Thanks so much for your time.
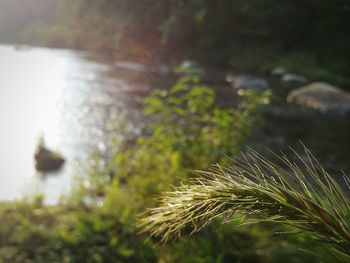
[282,73,308,84]
[287,82,350,114]
[226,74,268,90]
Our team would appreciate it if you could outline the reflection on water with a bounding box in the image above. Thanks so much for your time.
[0,44,144,203]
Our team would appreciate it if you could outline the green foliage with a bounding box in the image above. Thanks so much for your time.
[0,202,155,263]
[158,222,266,263]
[143,75,270,168]
[0,202,333,263]
[159,221,338,263]
[113,75,270,205]
[55,208,155,263]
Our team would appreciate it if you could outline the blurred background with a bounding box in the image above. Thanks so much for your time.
[0,1,349,262]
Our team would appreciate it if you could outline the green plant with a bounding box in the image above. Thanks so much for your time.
[113,75,270,204]
[139,147,350,260]
[143,75,270,169]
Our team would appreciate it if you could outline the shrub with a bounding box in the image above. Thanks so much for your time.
[111,74,270,204]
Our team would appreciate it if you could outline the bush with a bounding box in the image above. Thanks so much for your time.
[111,75,270,205]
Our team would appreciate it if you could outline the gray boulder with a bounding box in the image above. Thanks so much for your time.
[226,74,268,90]
[287,82,350,114]
[270,67,286,77]
[282,73,308,84]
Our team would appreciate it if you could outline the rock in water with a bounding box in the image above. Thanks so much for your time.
[34,145,65,172]
[287,82,350,114]
[270,67,286,77]
[282,73,308,84]
[226,74,268,90]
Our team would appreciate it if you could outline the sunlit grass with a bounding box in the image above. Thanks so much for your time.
[139,147,350,258]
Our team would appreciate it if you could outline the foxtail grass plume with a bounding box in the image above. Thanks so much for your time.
[138,147,350,258]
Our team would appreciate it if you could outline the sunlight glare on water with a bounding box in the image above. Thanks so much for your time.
[0,45,73,200]
[0,44,140,203]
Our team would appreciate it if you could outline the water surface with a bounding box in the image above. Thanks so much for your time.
[0,44,349,203]
[0,45,145,203]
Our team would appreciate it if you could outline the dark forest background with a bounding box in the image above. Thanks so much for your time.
[1,0,349,84]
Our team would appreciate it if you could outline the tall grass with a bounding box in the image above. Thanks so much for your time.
[139,147,350,258]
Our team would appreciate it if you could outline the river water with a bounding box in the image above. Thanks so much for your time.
[0,44,148,203]
[0,44,349,203]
